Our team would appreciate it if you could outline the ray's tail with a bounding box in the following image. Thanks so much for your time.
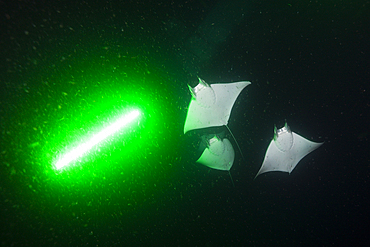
[228,171,235,187]
[225,125,245,161]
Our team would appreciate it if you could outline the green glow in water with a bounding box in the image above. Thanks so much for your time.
[54,109,141,170]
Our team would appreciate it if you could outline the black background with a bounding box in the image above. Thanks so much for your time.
[1,0,369,246]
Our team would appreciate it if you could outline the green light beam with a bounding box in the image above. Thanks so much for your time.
[55,109,141,170]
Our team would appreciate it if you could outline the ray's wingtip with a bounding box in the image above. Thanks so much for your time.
[254,169,263,180]
[241,80,252,85]
[183,125,189,135]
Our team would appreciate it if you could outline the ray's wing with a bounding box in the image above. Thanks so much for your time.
[288,132,324,172]
[255,139,288,177]
[197,135,235,171]
[184,78,250,134]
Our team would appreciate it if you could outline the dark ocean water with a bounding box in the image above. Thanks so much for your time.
[1,0,369,246]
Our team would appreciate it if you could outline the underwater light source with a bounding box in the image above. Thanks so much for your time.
[55,109,141,170]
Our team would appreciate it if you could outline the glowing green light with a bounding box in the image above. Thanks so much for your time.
[55,109,141,170]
